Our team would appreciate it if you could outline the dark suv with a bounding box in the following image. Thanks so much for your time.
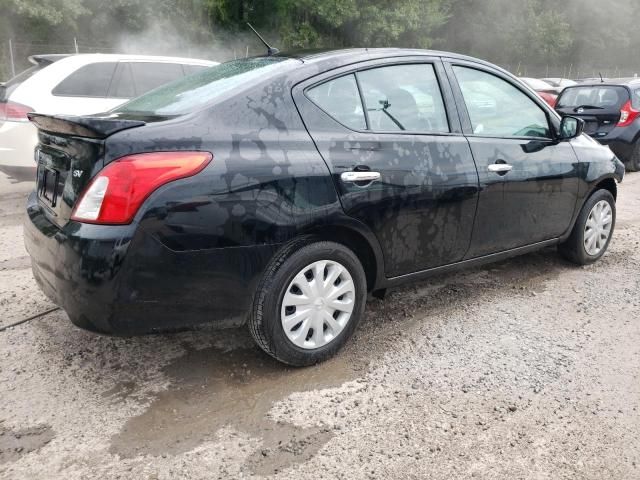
[24,49,624,366]
[556,79,640,171]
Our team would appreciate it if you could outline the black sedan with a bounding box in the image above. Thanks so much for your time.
[24,49,624,366]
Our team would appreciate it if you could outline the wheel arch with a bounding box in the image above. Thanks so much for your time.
[304,222,385,292]
[590,176,617,201]
[560,175,619,243]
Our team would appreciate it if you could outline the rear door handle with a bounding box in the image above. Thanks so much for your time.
[487,164,513,174]
[340,171,381,183]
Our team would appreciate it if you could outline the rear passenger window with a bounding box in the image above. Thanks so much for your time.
[358,64,449,133]
[52,62,117,97]
[108,62,135,98]
[307,74,366,130]
[130,63,184,96]
[453,66,550,138]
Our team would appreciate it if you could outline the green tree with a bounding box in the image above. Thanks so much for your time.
[1,0,639,81]
[0,0,86,26]
[0,0,88,77]
[274,0,450,49]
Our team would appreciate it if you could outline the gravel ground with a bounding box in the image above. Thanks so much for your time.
[0,171,639,479]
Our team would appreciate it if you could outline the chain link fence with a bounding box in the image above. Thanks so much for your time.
[1,39,120,81]
[3,39,640,83]
[504,63,640,81]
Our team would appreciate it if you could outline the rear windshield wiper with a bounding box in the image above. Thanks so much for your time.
[570,105,604,111]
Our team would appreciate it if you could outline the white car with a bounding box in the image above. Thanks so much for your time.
[0,53,217,180]
[542,77,578,90]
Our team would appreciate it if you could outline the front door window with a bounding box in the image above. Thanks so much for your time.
[453,66,551,138]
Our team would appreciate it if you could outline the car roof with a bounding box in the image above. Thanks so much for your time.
[575,78,640,88]
[269,48,519,83]
[276,47,493,67]
[520,77,553,88]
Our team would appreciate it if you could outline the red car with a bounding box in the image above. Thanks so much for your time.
[521,77,559,107]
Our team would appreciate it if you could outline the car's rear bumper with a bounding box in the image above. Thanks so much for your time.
[24,191,279,334]
[0,121,38,181]
[594,125,639,160]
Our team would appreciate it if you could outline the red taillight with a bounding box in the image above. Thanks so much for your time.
[0,101,34,122]
[71,151,213,224]
[538,92,557,108]
[618,100,640,127]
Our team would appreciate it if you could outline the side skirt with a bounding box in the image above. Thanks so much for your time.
[382,238,560,289]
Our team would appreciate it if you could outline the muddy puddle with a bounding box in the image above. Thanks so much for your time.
[0,424,55,465]
[108,246,564,474]
[110,345,358,474]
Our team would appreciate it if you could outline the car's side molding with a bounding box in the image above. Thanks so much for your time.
[382,238,560,290]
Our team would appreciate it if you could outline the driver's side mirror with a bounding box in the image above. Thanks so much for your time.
[558,116,584,140]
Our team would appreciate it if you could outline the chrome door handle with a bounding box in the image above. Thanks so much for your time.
[488,164,513,173]
[340,171,381,183]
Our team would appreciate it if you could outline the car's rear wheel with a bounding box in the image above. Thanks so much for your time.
[248,239,367,366]
[558,189,616,265]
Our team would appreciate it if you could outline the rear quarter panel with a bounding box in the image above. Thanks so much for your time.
[106,71,347,250]
[101,70,383,322]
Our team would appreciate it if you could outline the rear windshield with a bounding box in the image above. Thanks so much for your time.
[113,57,294,116]
[557,86,629,110]
[633,89,640,109]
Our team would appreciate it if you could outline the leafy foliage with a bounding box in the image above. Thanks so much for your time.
[276,0,450,48]
[1,0,638,81]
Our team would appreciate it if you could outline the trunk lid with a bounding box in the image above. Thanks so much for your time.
[28,113,145,227]
[556,85,630,138]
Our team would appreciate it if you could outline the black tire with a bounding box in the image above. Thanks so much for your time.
[248,238,367,367]
[625,142,640,172]
[558,189,616,265]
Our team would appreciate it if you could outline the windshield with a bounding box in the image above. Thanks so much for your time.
[113,57,294,116]
[557,86,629,109]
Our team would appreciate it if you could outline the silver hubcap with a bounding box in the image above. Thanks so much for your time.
[584,200,613,256]
[281,260,355,350]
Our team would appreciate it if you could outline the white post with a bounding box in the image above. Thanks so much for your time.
[9,38,16,77]
[74,37,79,54]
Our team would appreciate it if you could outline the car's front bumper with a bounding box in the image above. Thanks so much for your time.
[24,192,279,334]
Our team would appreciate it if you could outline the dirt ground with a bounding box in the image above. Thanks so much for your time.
[0,170,638,480]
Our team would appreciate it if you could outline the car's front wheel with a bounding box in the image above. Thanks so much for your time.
[249,239,367,366]
[559,189,616,265]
